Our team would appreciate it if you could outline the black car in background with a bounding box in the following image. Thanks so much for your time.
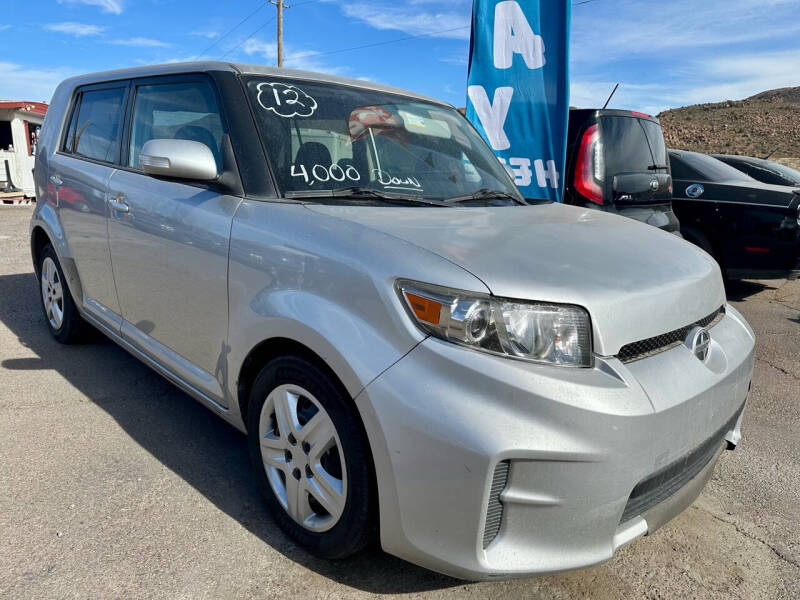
[669,149,800,280]
[713,154,800,187]
[564,109,680,234]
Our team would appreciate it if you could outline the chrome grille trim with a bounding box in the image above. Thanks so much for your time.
[482,460,510,549]
[617,306,726,363]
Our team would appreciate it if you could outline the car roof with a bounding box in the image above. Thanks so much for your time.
[712,154,770,165]
[569,107,660,122]
[56,60,450,108]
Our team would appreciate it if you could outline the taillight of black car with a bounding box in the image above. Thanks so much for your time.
[574,124,604,205]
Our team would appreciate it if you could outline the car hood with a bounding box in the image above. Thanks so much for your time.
[305,202,726,356]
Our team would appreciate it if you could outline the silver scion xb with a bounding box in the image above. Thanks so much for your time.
[31,62,754,580]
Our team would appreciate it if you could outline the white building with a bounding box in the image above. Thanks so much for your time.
[0,101,47,198]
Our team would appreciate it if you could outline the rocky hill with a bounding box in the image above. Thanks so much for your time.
[657,87,800,165]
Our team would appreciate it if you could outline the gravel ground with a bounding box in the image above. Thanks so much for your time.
[1,206,798,599]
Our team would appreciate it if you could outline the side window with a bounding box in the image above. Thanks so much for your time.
[748,166,787,186]
[62,99,80,153]
[128,80,224,170]
[71,87,127,163]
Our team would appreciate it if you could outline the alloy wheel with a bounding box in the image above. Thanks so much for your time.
[258,383,347,532]
[41,256,64,330]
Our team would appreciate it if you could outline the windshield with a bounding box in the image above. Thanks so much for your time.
[600,116,655,175]
[245,77,522,203]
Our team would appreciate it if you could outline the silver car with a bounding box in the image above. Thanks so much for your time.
[30,62,754,580]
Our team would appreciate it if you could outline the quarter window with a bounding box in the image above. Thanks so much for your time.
[70,87,127,163]
[128,80,224,170]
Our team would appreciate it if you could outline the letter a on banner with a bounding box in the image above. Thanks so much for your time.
[466,0,571,201]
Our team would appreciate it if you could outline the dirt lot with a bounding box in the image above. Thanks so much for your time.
[1,206,798,599]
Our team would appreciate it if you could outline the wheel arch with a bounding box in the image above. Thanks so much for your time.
[237,337,360,432]
[29,221,85,305]
[30,225,51,274]
[236,336,381,527]
[681,225,717,258]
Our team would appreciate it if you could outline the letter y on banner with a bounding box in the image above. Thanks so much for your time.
[466,0,571,201]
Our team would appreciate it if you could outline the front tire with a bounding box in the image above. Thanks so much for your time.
[247,355,376,559]
[38,244,88,343]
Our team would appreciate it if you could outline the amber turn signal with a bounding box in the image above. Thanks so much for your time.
[403,291,442,325]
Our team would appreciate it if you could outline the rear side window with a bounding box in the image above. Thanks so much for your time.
[668,154,700,180]
[676,152,753,182]
[743,163,796,186]
[128,80,224,170]
[600,117,655,175]
[69,87,127,163]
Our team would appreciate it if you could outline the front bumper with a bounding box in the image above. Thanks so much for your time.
[354,305,754,580]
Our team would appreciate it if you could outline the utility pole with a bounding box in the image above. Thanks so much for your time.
[269,0,290,67]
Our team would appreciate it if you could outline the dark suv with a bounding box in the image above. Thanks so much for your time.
[564,109,679,234]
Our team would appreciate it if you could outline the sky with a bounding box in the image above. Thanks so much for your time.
[1,0,799,115]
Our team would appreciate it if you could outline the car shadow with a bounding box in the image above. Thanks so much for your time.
[0,271,461,594]
[724,279,770,301]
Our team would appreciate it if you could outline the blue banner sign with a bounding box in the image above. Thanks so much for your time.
[466,0,571,201]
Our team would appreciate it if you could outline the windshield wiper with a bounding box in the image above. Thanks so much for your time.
[443,188,527,205]
[285,186,448,206]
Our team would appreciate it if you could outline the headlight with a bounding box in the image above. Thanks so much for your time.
[397,280,592,366]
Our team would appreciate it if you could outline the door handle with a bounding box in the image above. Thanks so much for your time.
[109,193,129,213]
[49,175,63,186]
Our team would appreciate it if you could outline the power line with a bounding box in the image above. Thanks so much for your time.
[197,1,270,58]
[281,1,599,63]
[219,15,277,59]
[220,0,599,64]
[216,0,322,61]
[283,25,470,62]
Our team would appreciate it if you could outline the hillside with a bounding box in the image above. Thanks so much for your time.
[657,86,800,165]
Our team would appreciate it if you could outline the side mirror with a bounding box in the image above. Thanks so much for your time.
[140,139,218,181]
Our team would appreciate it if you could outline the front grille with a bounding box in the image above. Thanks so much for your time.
[483,461,510,549]
[617,306,725,363]
[619,402,744,524]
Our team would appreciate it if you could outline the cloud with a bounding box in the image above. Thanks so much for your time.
[57,0,123,14]
[0,62,77,103]
[191,29,219,39]
[45,22,104,37]
[439,53,468,66]
[0,25,10,32]
[669,49,800,108]
[571,0,800,62]
[242,38,344,74]
[111,37,171,48]
[339,3,470,39]
[571,48,800,115]
[568,0,800,114]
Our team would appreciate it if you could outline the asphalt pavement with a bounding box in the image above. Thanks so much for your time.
[1,206,798,599]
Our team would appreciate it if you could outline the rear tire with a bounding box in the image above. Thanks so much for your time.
[37,244,89,344]
[247,355,376,559]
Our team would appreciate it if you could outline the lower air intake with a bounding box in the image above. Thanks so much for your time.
[483,460,510,549]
